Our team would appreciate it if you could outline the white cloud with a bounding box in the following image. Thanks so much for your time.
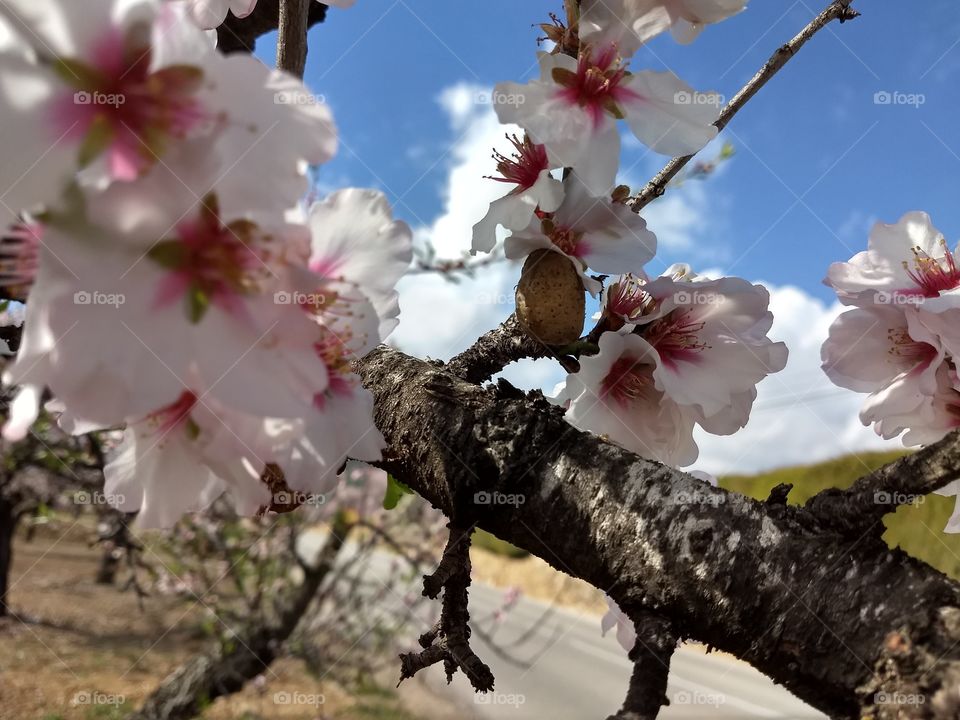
[390,84,898,474]
[693,284,900,476]
[390,83,522,364]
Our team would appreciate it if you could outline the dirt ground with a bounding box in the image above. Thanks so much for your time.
[0,520,606,720]
[0,522,462,720]
[470,547,606,615]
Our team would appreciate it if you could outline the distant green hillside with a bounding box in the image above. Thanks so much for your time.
[720,450,960,580]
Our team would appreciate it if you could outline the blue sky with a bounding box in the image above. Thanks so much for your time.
[258,1,960,473]
[261,0,960,299]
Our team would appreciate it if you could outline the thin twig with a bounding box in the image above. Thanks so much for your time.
[630,0,860,212]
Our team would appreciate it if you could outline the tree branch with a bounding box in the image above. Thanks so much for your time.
[276,0,312,76]
[805,430,960,534]
[629,0,861,212]
[608,613,677,720]
[398,523,495,693]
[445,314,553,384]
[357,344,960,719]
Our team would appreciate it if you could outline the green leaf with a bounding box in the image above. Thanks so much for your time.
[382,474,413,510]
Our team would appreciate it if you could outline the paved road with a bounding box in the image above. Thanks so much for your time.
[300,532,827,719]
[419,582,827,719]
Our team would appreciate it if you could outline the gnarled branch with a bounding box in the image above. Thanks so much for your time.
[356,344,960,719]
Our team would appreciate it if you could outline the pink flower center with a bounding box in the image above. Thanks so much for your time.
[145,390,198,437]
[888,327,938,367]
[313,327,357,409]
[487,134,549,191]
[149,196,271,322]
[0,221,41,299]
[902,241,960,297]
[601,356,656,406]
[606,275,650,322]
[52,26,208,180]
[539,216,584,257]
[643,309,708,368]
[553,44,639,128]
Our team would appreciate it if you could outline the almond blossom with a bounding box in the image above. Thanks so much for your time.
[556,331,700,466]
[3,199,330,435]
[821,304,956,444]
[580,0,748,53]
[555,265,787,464]
[471,134,563,254]
[103,390,272,528]
[0,0,335,221]
[305,188,413,340]
[630,268,788,425]
[825,211,960,313]
[504,173,656,294]
[185,0,357,30]
[493,50,718,195]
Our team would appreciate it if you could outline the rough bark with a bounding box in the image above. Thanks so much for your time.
[607,613,677,720]
[125,516,351,720]
[356,345,960,719]
[276,0,311,77]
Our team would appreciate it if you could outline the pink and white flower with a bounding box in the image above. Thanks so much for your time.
[185,0,357,30]
[185,0,258,30]
[556,331,700,466]
[103,389,275,528]
[471,134,563,254]
[825,212,960,313]
[0,0,335,220]
[493,50,718,195]
[3,191,329,433]
[305,188,413,342]
[505,173,656,294]
[581,0,747,52]
[821,304,949,443]
[633,270,788,424]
